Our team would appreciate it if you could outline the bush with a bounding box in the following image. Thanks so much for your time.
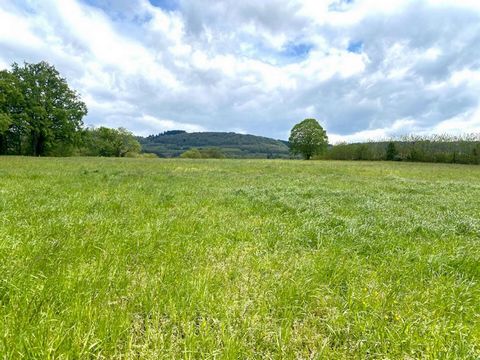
[180,148,203,159]
[180,148,226,159]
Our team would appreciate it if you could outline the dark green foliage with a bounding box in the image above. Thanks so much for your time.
[162,130,187,136]
[324,135,480,164]
[472,144,480,164]
[386,142,398,161]
[0,62,87,156]
[0,112,11,132]
[289,119,328,160]
[322,142,379,161]
[80,127,141,157]
[180,147,226,159]
[0,113,11,154]
[140,131,290,158]
[0,70,24,154]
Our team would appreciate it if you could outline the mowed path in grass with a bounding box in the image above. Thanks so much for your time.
[0,157,479,358]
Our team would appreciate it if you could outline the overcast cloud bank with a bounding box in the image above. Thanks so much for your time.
[1,0,479,142]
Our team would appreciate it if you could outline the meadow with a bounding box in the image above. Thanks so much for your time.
[0,157,479,359]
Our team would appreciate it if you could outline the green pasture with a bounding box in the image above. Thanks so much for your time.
[0,157,479,358]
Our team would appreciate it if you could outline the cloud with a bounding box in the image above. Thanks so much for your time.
[1,0,479,140]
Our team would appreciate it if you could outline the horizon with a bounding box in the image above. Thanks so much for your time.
[1,0,480,142]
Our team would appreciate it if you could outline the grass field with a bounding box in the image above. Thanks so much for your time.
[1,157,479,359]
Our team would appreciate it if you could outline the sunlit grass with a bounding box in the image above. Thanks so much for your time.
[0,157,479,358]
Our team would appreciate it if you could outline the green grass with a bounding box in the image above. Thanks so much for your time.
[1,157,479,359]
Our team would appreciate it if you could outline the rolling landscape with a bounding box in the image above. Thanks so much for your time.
[1,0,480,358]
[138,131,291,158]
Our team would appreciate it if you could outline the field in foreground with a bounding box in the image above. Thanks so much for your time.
[0,158,479,359]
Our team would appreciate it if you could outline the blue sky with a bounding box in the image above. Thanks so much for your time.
[148,0,178,11]
[1,0,479,141]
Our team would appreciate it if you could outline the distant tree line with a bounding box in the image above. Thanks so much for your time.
[288,119,480,165]
[320,135,480,164]
[0,61,141,157]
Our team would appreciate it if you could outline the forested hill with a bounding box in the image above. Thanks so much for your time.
[138,131,290,158]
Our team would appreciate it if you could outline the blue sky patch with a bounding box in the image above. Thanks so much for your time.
[347,41,363,53]
[281,42,313,60]
[149,0,179,11]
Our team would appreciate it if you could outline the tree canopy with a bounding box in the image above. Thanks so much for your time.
[289,118,328,159]
[0,61,87,156]
[81,127,141,157]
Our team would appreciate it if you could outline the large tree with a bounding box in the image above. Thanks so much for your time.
[0,70,25,154]
[4,62,87,156]
[289,118,328,159]
[82,127,141,157]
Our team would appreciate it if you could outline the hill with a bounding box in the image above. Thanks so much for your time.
[138,131,290,158]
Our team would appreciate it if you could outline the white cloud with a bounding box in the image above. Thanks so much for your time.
[1,0,480,141]
[430,107,480,135]
[329,118,419,144]
[136,115,205,136]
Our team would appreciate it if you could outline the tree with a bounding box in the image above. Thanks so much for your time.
[289,118,328,159]
[386,141,398,161]
[114,128,141,157]
[82,127,141,157]
[0,113,11,154]
[0,70,25,154]
[8,61,87,156]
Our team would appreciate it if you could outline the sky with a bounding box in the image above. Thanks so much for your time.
[1,0,480,142]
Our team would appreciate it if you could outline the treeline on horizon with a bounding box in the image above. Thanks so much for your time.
[321,134,480,165]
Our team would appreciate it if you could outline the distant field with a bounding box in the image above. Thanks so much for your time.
[1,157,479,358]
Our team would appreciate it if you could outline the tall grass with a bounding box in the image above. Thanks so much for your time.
[0,157,479,358]
[322,134,480,164]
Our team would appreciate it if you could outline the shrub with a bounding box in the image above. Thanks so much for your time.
[180,148,203,159]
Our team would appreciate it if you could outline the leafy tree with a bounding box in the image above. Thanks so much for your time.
[0,113,10,132]
[386,142,398,160]
[7,61,87,156]
[82,127,141,157]
[0,113,11,154]
[0,70,25,154]
[289,118,328,159]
